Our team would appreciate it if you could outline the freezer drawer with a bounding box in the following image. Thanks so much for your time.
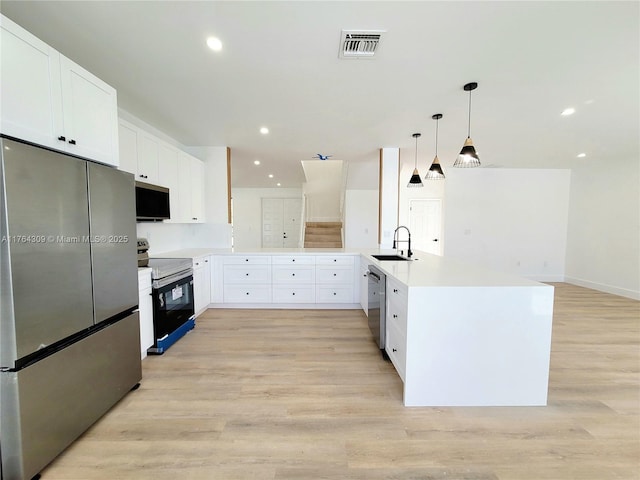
[0,312,142,480]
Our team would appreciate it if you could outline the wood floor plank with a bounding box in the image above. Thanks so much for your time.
[39,284,640,480]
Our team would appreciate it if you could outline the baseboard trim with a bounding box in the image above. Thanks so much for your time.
[564,276,640,301]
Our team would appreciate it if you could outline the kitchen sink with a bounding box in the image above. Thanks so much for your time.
[371,254,411,261]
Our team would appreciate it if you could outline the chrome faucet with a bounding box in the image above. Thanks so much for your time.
[392,225,412,258]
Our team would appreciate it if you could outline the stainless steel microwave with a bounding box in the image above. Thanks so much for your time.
[135,181,170,221]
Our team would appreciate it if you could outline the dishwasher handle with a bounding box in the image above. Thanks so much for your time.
[367,270,381,282]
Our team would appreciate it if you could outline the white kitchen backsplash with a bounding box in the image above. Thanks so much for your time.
[136,222,232,255]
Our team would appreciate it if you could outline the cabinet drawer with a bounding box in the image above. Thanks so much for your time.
[272,255,315,265]
[272,266,315,284]
[223,285,271,303]
[316,285,354,303]
[386,322,406,382]
[222,255,271,265]
[272,285,315,303]
[316,266,353,284]
[315,255,355,266]
[223,265,271,284]
[387,298,408,333]
[387,276,408,302]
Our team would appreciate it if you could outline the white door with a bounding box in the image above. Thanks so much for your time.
[409,199,442,255]
[262,198,302,248]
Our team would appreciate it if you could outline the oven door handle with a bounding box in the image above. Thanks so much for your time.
[152,270,193,289]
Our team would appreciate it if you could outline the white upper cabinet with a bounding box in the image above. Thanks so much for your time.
[177,152,206,223]
[117,121,138,174]
[58,55,119,166]
[0,15,119,167]
[136,131,160,184]
[157,143,180,222]
[0,15,62,149]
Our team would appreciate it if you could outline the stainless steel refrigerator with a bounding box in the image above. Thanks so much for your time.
[0,137,142,480]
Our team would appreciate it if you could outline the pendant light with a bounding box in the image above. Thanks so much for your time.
[453,82,481,168]
[407,133,424,187]
[425,114,445,180]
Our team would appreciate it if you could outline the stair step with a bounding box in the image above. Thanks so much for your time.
[305,222,342,229]
[304,241,343,248]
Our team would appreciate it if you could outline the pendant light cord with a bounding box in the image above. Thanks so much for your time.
[414,135,418,168]
[435,117,439,156]
[467,89,472,138]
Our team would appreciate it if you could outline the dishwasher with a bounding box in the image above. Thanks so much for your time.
[367,265,386,354]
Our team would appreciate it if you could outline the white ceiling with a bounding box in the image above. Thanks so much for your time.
[1,1,638,188]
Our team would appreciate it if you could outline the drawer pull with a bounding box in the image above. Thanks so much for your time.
[392,348,397,353]
[246,292,250,295]
[393,288,398,293]
[245,258,249,262]
[393,314,398,318]
[292,292,296,296]
[292,259,296,262]
[292,273,296,276]
[333,273,337,276]
[333,292,337,295]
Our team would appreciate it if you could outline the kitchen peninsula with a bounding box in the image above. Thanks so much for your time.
[152,248,554,407]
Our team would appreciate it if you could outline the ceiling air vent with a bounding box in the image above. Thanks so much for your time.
[339,30,384,59]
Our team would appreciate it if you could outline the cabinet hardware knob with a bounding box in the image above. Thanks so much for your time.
[392,348,397,352]
[246,292,249,295]
[292,259,295,262]
[394,289,398,293]
[333,273,337,276]
[245,273,249,276]
[292,273,295,276]
[58,135,66,141]
[292,292,296,295]
[333,259,337,262]
[333,292,337,295]
[192,217,197,220]
[245,259,249,262]
[68,139,76,145]
[393,314,398,318]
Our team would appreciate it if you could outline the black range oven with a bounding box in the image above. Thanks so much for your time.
[147,258,195,354]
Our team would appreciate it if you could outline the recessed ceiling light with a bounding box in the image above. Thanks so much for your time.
[577,153,586,158]
[268,174,274,178]
[254,160,261,165]
[276,182,281,187]
[561,107,575,116]
[260,127,269,135]
[206,37,223,52]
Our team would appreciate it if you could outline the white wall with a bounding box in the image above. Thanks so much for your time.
[443,168,571,281]
[565,155,640,299]
[301,161,343,222]
[344,189,379,248]
[232,187,303,249]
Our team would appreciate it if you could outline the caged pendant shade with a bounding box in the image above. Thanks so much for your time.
[407,133,424,187]
[454,82,481,168]
[425,113,445,180]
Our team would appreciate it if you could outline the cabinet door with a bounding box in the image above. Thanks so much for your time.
[158,143,180,221]
[59,54,119,166]
[193,257,211,315]
[0,15,63,149]
[190,156,205,222]
[139,287,153,359]
[135,132,159,183]
[118,120,138,175]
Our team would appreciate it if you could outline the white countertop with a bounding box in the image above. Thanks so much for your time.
[151,247,547,290]
[362,251,547,288]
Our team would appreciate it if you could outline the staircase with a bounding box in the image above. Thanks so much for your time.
[304,222,342,248]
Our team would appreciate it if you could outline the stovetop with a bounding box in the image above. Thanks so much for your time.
[147,258,193,280]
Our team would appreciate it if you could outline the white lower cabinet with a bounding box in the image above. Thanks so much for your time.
[272,256,315,303]
[315,255,355,304]
[137,268,154,359]
[193,255,211,316]
[385,276,408,380]
[212,254,358,307]
[222,256,272,303]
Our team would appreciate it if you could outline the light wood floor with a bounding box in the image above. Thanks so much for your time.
[41,283,639,479]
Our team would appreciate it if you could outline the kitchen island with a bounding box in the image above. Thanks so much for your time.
[364,251,554,407]
[153,247,554,407]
